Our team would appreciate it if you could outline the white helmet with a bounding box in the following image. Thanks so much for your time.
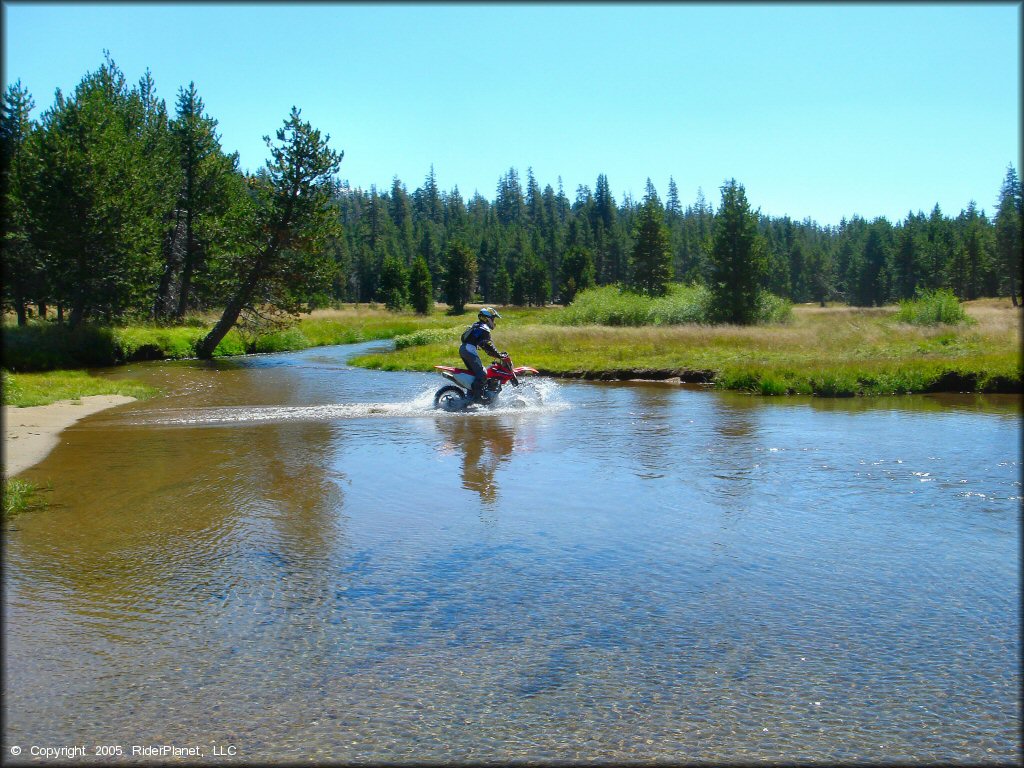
[478,307,501,329]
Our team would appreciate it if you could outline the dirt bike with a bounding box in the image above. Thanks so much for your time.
[433,353,539,412]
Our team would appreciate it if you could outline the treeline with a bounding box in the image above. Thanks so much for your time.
[3,57,1022,342]
[335,165,1022,312]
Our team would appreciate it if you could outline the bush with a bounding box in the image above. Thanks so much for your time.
[393,327,461,350]
[1,323,119,371]
[756,292,794,324]
[554,284,790,327]
[895,289,973,326]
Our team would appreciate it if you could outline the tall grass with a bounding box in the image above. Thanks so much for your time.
[351,302,1021,396]
[895,289,973,326]
[551,284,792,327]
[3,478,47,519]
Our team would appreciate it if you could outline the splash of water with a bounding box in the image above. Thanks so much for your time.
[129,378,568,426]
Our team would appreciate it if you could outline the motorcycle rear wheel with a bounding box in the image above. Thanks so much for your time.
[434,385,468,412]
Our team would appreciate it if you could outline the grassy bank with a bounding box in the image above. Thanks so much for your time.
[350,300,1022,396]
[0,304,552,373]
[2,370,159,408]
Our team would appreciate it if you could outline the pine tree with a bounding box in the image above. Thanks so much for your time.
[628,179,672,296]
[559,245,595,304]
[893,212,924,300]
[409,255,433,314]
[666,176,682,220]
[21,54,171,326]
[417,227,439,291]
[708,179,767,323]
[443,240,477,313]
[444,185,467,235]
[389,176,414,259]
[155,81,243,320]
[850,220,892,306]
[197,107,342,357]
[517,250,550,306]
[497,168,525,225]
[1,79,44,324]
[924,204,954,291]
[958,203,994,300]
[995,165,1022,306]
[593,173,616,234]
[525,167,544,227]
[492,261,512,306]
[803,241,834,307]
[413,164,442,225]
[379,253,408,311]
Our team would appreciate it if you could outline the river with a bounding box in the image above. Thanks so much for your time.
[3,341,1020,763]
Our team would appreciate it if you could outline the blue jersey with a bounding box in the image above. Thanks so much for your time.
[460,321,499,358]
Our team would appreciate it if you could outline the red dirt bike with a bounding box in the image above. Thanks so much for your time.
[433,353,539,411]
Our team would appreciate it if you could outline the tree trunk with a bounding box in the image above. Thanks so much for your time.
[195,293,245,359]
[177,260,194,320]
[154,210,186,320]
[1011,271,1019,307]
[14,296,27,326]
[69,293,87,329]
[37,303,47,320]
[195,264,263,359]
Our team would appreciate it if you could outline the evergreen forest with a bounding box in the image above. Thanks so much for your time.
[3,58,1022,342]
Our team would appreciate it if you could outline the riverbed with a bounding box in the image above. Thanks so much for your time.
[3,341,1020,763]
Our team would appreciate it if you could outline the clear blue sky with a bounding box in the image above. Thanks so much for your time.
[3,2,1020,227]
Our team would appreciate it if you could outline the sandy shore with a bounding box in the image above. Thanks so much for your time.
[3,395,136,478]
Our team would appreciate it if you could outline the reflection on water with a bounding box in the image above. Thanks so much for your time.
[3,343,1020,763]
[435,417,518,505]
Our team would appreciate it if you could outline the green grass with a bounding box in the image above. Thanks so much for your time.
[350,302,1021,396]
[2,369,159,407]
[3,478,48,519]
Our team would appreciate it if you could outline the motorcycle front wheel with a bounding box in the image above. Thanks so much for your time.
[434,385,469,412]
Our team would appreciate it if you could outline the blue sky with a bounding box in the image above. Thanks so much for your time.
[3,2,1020,227]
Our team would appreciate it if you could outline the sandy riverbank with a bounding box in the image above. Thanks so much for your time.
[3,395,136,478]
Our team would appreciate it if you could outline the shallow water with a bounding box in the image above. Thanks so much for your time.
[3,342,1020,763]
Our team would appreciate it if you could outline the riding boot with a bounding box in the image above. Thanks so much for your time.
[470,378,485,402]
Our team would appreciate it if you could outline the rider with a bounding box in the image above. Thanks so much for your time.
[459,307,505,403]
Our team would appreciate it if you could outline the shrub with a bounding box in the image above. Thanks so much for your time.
[756,292,794,324]
[895,289,973,326]
[394,327,461,350]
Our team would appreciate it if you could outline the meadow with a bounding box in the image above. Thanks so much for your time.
[351,298,1021,397]
[2,296,1020,404]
